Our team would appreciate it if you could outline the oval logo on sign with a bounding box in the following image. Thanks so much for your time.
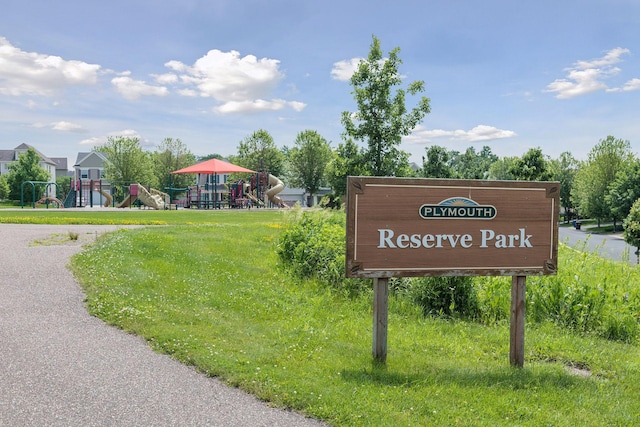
[419,197,496,220]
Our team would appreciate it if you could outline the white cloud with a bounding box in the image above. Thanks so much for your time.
[213,98,306,114]
[79,129,151,147]
[31,121,86,132]
[405,125,517,144]
[330,58,364,81]
[623,78,640,92]
[0,37,100,96]
[78,136,104,146]
[177,88,198,97]
[152,73,179,84]
[111,75,169,100]
[52,121,86,132]
[162,49,303,114]
[546,47,636,99]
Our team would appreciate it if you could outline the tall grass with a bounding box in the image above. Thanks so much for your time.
[476,241,640,343]
[278,208,640,343]
[65,209,640,426]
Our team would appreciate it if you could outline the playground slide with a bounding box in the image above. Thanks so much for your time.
[99,190,113,207]
[136,185,167,210]
[245,192,264,207]
[266,174,286,207]
[117,194,136,208]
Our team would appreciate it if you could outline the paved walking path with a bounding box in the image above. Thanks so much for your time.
[0,224,327,427]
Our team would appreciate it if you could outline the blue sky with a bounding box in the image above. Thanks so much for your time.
[1,0,639,166]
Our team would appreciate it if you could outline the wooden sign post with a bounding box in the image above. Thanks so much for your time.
[346,177,559,367]
[372,278,389,363]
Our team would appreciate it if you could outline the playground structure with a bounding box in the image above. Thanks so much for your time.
[266,174,286,207]
[226,173,287,209]
[20,181,59,208]
[116,184,171,210]
[63,179,113,208]
[171,158,287,209]
[35,196,64,208]
[60,179,172,210]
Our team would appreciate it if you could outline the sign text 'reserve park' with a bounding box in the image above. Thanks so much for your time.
[346,177,559,278]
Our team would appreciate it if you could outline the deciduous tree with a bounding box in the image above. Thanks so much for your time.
[6,148,49,201]
[487,156,517,180]
[421,145,453,178]
[326,139,366,197]
[549,151,579,222]
[287,130,333,205]
[233,129,285,177]
[97,136,156,187]
[153,137,196,190]
[341,35,431,177]
[572,136,634,227]
[509,147,551,181]
[623,198,640,264]
[450,146,498,179]
[606,159,640,225]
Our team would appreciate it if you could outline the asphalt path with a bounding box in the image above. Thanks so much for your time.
[0,224,327,427]
[559,224,637,265]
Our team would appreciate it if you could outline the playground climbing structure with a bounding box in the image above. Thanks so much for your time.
[228,173,287,208]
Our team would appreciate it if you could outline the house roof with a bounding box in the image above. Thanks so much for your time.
[74,151,108,167]
[14,144,56,165]
[51,157,69,171]
[0,144,56,165]
[0,150,14,162]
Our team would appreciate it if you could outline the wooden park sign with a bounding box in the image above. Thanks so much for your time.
[345,177,559,367]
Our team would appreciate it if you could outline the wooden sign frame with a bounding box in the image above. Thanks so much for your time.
[346,177,559,278]
[345,176,560,367]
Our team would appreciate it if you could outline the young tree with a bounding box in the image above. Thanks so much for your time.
[97,136,156,187]
[572,136,634,227]
[6,148,50,201]
[287,130,333,205]
[233,129,285,177]
[420,145,453,178]
[341,35,431,176]
[153,137,196,190]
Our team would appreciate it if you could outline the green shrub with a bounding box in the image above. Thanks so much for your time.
[318,193,342,210]
[277,207,368,295]
[475,276,511,324]
[403,276,479,319]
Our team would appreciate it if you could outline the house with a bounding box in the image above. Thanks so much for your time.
[73,151,108,182]
[52,157,73,178]
[0,143,58,180]
[0,144,60,196]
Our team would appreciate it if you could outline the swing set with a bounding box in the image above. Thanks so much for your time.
[20,181,62,209]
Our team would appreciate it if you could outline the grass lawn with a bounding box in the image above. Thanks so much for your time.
[4,209,640,426]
